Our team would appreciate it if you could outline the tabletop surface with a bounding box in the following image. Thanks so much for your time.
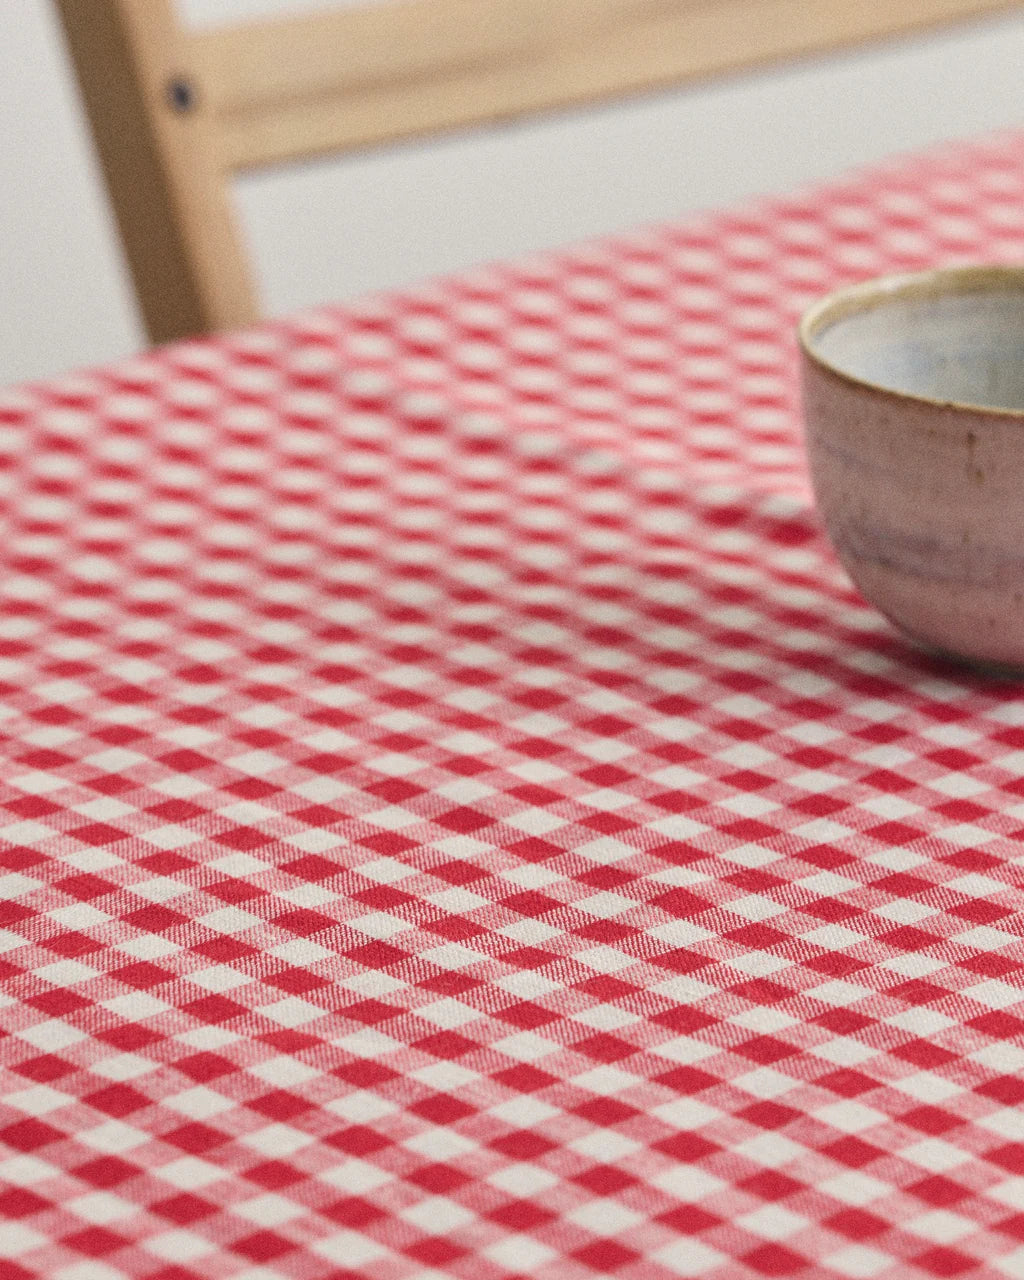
[5,133,1024,1280]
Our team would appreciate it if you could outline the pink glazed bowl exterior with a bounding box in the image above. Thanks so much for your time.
[799,267,1024,671]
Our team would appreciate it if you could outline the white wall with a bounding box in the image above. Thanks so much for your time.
[3,5,1024,386]
[4,2,140,386]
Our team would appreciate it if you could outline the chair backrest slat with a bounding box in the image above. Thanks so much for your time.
[55,0,1019,344]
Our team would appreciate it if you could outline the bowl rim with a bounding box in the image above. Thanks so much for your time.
[798,263,1024,419]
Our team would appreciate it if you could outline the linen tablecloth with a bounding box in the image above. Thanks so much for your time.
[5,133,1024,1280]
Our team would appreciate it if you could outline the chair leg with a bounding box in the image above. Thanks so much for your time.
[54,0,260,344]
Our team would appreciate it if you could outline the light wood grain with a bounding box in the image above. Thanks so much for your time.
[57,0,1020,342]
[193,0,1020,171]
[56,0,258,341]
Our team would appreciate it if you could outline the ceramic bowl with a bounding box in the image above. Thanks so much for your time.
[799,265,1024,671]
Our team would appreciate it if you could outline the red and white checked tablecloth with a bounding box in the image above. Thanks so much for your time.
[7,132,1024,1280]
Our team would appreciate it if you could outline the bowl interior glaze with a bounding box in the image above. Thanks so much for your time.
[802,268,1024,413]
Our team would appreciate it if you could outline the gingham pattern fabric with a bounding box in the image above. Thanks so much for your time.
[5,133,1024,1280]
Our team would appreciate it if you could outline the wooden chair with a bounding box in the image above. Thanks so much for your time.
[56,0,1018,346]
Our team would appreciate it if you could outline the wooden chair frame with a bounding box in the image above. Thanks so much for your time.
[56,0,1019,345]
